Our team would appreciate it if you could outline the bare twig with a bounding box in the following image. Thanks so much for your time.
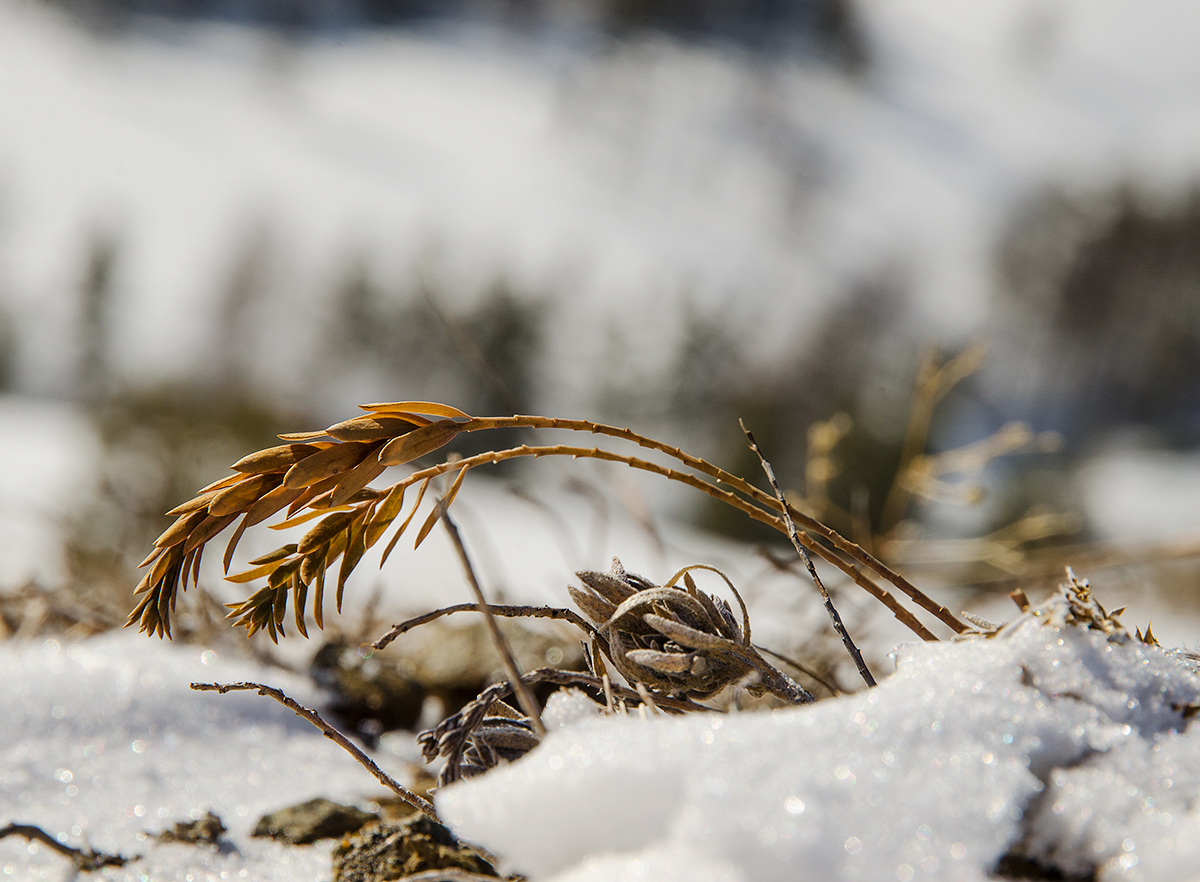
[438,497,546,738]
[190,681,438,820]
[742,422,876,688]
[753,644,843,696]
[374,603,594,651]
[0,823,135,871]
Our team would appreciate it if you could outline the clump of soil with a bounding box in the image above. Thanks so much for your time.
[332,814,499,882]
[252,798,376,845]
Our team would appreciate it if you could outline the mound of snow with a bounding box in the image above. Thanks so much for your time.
[440,577,1200,881]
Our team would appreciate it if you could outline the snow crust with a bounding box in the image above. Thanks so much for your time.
[0,633,418,881]
[441,611,1200,882]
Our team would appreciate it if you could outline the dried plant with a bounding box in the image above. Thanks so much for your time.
[132,398,983,798]
[128,400,967,642]
[569,560,812,703]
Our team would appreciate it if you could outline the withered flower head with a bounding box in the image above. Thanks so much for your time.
[571,559,812,704]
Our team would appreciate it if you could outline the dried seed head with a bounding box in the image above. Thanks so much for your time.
[572,559,762,700]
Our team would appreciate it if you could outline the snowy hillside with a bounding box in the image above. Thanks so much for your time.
[6,0,1200,402]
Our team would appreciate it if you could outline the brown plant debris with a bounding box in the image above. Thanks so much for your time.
[570,559,814,704]
[0,822,136,871]
[157,810,227,846]
[331,814,500,882]
[252,798,376,845]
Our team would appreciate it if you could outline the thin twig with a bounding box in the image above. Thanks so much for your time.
[190,681,438,820]
[753,644,843,696]
[374,603,595,651]
[0,823,135,871]
[437,497,547,738]
[742,422,876,688]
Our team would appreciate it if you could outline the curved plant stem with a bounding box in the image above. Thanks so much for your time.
[387,443,939,640]
[374,603,594,651]
[453,416,968,635]
[191,681,438,820]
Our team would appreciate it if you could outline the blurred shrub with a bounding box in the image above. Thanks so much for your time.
[45,0,863,68]
[325,261,545,459]
[997,185,1200,447]
[61,384,301,636]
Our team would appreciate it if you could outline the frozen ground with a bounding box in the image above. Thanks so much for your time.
[5,570,1200,881]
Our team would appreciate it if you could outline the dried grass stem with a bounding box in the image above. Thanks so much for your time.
[190,681,438,820]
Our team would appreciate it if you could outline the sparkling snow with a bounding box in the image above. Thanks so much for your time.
[6,581,1200,881]
[441,603,1200,882]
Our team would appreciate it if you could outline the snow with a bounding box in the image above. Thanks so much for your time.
[6,571,1200,881]
[440,586,1200,882]
[0,396,99,587]
[0,632,420,881]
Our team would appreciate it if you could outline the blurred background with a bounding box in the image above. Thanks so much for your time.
[4,0,1200,646]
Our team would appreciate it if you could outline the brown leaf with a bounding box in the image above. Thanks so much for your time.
[247,544,300,566]
[293,578,309,638]
[326,452,387,507]
[197,472,250,494]
[165,490,220,517]
[325,416,423,442]
[243,484,306,528]
[267,557,304,590]
[364,483,406,549]
[336,514,369,612]
[284,474,344,517]
[153,510,208,550]
[568,585,614,626]
[231,443,322,474]
[209,474,281,517]
[576,570,637,606]
[414,466,469,549]
[223,516,249,574]
[312,564,326,630]
[378,420,462,466]
[297,510,354,554]
[359,400,471,419]
[380,478,428,566]
[277,430,335,442]
[182,513,238,555]
[227,556,294,584]
[283,442,374,490]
